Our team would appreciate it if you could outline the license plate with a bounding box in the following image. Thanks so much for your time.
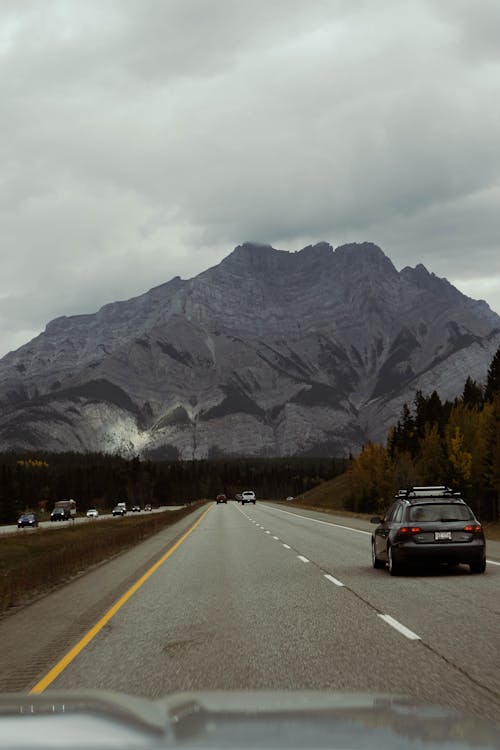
[435,531,452,541]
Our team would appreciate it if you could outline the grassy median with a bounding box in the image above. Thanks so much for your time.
[0,503,206,615]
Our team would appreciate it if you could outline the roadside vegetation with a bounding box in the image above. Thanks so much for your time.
[0,454,346,525]
[296,346,500,529]
[0,503,205,615]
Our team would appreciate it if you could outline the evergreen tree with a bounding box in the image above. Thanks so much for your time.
[462,376,483,410]
[484,346,500,403]
[414,390,445,437]
[482,394,500,519]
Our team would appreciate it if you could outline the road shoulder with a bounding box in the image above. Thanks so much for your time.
[0,503,208,692]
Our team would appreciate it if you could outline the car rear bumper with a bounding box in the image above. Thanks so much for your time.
[395,539,485,564]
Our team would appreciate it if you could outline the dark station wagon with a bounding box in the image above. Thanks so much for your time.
[371,486,486,575]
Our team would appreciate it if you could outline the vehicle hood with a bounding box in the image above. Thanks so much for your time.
[0,690,498,749]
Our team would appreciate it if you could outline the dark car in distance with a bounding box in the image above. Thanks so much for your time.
[112,506,126,516]
[216,494,227,504]
[371,486,486,575]
[50,508,70,522]
[17,513,39,528]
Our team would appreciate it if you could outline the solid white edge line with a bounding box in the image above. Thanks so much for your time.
[298,555,309,563]
[260,505,371,535]
[378,614,421,640]
[324,574,344,587]
[282,544,291,549]
[241,505,500,561]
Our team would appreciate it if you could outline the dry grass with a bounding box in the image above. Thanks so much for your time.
[0,503,205,614]
[290,472,354,510]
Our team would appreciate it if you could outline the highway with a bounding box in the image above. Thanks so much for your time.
[1,501,499,721]
[0,506,185,534]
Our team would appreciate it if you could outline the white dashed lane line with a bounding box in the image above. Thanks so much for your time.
[378,614,421,641]
[245,506,424,643]
[260,505,371,535]
[324,574,344,587]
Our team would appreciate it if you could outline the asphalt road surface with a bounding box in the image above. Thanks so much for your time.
[1,501,499,721]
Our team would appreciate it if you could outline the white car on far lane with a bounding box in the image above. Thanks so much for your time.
[86,508,99,518]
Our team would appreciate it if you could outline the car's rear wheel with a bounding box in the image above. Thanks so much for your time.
[469,558,486,574]
[371,540,385,569]
[387,545,403,576]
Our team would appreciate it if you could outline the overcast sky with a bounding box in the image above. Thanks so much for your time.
[1,0,499,357]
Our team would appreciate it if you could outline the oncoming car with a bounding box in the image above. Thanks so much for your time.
[112,506,126,516]
[17,513,38,528]
[371,486,486,575]
[50,507,70,521]
[86,508,99,518]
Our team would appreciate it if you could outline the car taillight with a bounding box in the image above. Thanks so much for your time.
[397,526,421,538]
[464,524,482,533]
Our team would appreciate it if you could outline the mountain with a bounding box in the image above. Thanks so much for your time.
[0,241,499,458]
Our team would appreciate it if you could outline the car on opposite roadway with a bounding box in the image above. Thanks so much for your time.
[371,486,486,575]
[241,491,256,505]
[131,505,141,512]
[17,513,39,528]
[144,504,152,511]
[112,505,126,516]
[216,494,227,504]
[50,507,70,522]
[86,508,99,518]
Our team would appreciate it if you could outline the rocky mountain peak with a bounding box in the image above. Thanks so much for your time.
[331,242,399,286]
[1,240,499,459]
[219,242,285,275]
[400,264,462,301]
[296,241,333,258]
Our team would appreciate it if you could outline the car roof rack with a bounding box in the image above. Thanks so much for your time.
[396,486,462,499]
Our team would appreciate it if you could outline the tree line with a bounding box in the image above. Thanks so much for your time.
[346,346,500,520]
[0,452,346,523]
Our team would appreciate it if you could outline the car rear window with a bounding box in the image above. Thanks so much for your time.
[408,503,473,522]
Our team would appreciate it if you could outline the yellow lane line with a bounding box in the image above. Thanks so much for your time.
[30,503,213,694]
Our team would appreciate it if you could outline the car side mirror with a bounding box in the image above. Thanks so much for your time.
[370,517,382,524]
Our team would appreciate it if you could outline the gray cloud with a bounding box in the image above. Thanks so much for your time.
[1,0,500,356]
